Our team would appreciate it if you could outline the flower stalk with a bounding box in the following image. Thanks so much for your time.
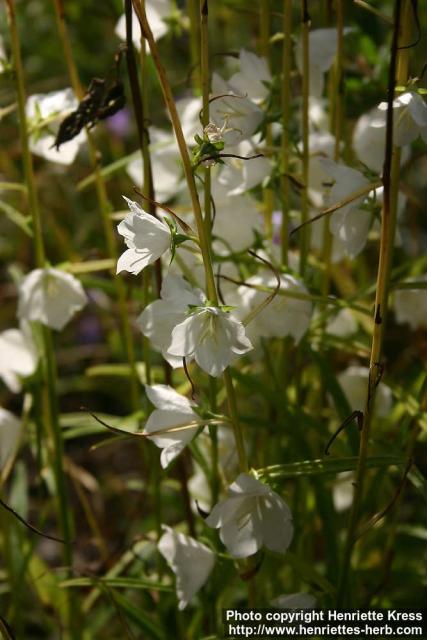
[53,0,140,412]
[131,0,249,475]
[337,0,411,606]
[280,0,292,267]
[200,0,219,503]
[299,0,310,276]
[6,0,77,635]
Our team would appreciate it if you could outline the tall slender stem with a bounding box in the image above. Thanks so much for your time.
[200,0,219,501]
[336,0,410,606]
[260,0,274,236]
[281,0,292,266]
[53,0,140,412]
[321,0,344,300]
[300,0,310,276]
[6,1,77,635]
[131,0,249,474]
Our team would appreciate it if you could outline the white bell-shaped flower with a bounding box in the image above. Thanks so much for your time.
[337,365,392,417]
[296,28,350,98]
[332,471,354,512]
[206,473,293,558]
[127,128,184,202]
[378,91,427,147]
[352,105,410,174]
[18,268,87,331]
[210,73,263,146]
[211,181,262,253]
[237,271,312,343]
[326,308,357,338]
[116,196,171,275]
[393,276,427,329]
[138,274,206,367]
[319,158,371,259]
[168,305,253,377]
[158,526,215,610]
[304,131,336,208]
[26,89,85,165]
[143,384,200,468]
[115,0,171,48]
[0,324,39,393]
[0,408,23,471]
[218,139,271,196]
[228,49,272,104]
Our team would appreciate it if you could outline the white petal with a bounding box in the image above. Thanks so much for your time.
[18,268,87,331]
[0,327,39,392]
[168,314,201,358]
[144,409,198,468]
[158,527,215,609]
[259,493,293,554]
[145,384,194,412]
[218,497,264,558]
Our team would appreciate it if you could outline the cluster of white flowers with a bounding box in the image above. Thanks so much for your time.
[3,6,427,618]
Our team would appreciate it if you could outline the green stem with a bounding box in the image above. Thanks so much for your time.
[187,0,201,92]
[259,0,274,236]
[132,0,249,475]
[300,0,310,276]
[200,0,220,503]
[280,0,292,266]
[223,369,248,473]
[336,0,410,606]
[6,1,77,635]
[53,0,140,413]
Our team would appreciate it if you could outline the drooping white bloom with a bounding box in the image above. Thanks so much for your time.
[228,49,272,104]
[206,473,293,558]
[210,74,263,146]
[378,91,427,147]
[18,268,87,331]
[304,131,336,208]
[332,471,354,512]
[318,158,371,259]
[326,308,357,338]
[218,139,271,196]
[138,274,205,367]
[271,593,317,609]
[236,271,312,344]
[115,0,171,48]
[127,128,184,202]
[116,196,171,275]
[352,105,410,173]
[0,408,23,471]
[158,526,215,610]
[0,325,39,393]
[296,28,350,98]
[143,384,199,468]
[26,89,85,165]
[177,96,204,143]
[168,305,253,377]
[337,365,392,417]
[393,276,427,329]
[211,181,262,253]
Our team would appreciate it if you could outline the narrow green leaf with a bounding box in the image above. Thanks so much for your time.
[0,200,32,236]
[60,576,172,592]
[257,455,406,479]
